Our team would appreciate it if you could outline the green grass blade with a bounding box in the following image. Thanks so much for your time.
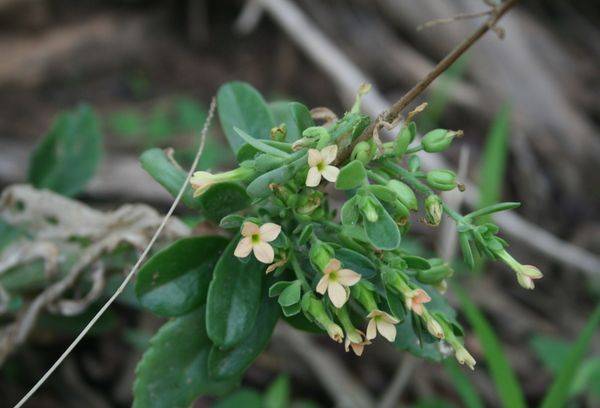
[444,360,485,408]
[455,287,526,408]
[540,304,600,408]
[478,105,510,221]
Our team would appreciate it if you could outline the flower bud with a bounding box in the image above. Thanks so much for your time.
[309,240,334,271]
[190,166,255,197]
[270,124,287,142]
[387,180,418,211]
[359,197,379,222]
[351,282,378,312]
[302,294,344,343]
[455,345,476,370]
[394,123,416,157]
[423,312,445,339]
[421,129,461,153]
[416,259,453,285]
[351,141,373,164]
[426,170,457,191]
[424,194,443,226]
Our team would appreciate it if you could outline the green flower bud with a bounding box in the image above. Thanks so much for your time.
[394,123,416,157]
[358,196,378,222]
[408,155,420,172]
[421,129,461,153]
[351,282,379,312]
[416,259,454,284]
[309,240,334,271]
[301,294,344,343]
[425,194,443,226]
[387,180,418,210]
[426,169,457,191]
[270,124,287,142]
[381,268,409,293]
[351,141,373,164]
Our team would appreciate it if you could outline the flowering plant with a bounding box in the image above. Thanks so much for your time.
[133,82,541,407]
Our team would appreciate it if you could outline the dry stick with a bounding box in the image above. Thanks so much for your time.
[335,0,520,165]
[417,10,494,31]
[13,98,217,408]
[258,0,600,278]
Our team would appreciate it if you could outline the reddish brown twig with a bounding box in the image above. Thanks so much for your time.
[335,0,520,165]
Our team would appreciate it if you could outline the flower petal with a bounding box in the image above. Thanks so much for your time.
[190,171,212,187]
[337,269,361,286]
[381,311,400,324]
[316,275,329,295]
[351,343,365,356]
[308,149,322,167]
[233,237,253,258]
[241,221,260,237]
[322,165,340,182]
[327,282,348,308]
[306,166,322,187]
[366,319,377,340]
[253,241,275,264]
[414,289,431,304]
[377,320,397,342]
[323,258,341,274]
[259,223,281,242]
[320,145,338,164]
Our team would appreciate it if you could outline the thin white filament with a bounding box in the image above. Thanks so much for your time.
[14,97,217,408]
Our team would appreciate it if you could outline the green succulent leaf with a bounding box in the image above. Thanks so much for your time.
[233,127,291,159]
[270,101,314,142]
[208,294,279,380]
[278,280,302,307]
[133,306,238,408]
[28,105,103,196]
[334,248,377,279]
[336,160,367,190]
[217,81,275,155]
[140,148,202,211]
[206,238,265,348]
[246,155,306,198]
[363,197,401,250]
[199,182,251,222]
[136,236,228,317]
[214,389,263,408]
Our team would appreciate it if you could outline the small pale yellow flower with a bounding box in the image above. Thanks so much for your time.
[516,265,543,290]
[234,222,281,264]
[306,145,340,187]
[404,288,431,316]
[190,171,217,197]
[316,259,361,308]
[366,310,400,342]
[344,330,371,356]
[455,346,476,370]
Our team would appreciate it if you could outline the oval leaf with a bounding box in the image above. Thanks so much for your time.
[133,307,238,408]
[208,295,279,380]
[28,105,102,196]
[270,101,314,142]
[334,248,376,279]
[206,238,264,348]
[363,197,401,250]
[200,182,251,222]
[336,160,366,190]
[136,236,228,317]
[217,82,275,155]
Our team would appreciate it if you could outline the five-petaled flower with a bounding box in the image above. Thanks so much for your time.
[404,288,431,316]
[366,310,400,342]
[306,145,340,187]
[316,258,361,308]
[234,221,281,264]
[344,330,371,356]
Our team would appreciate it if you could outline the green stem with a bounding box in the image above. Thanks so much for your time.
[290,254,311,292]
[366,170,388,185]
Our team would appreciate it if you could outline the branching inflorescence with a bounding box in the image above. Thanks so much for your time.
[173,82,541,370]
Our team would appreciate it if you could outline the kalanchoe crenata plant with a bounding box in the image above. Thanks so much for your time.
[133,81,542,407]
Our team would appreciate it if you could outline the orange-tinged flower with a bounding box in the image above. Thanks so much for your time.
[234,221,281,264]
[344,330,371,356]
[366,310,400,342]
[404,288,431,316]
